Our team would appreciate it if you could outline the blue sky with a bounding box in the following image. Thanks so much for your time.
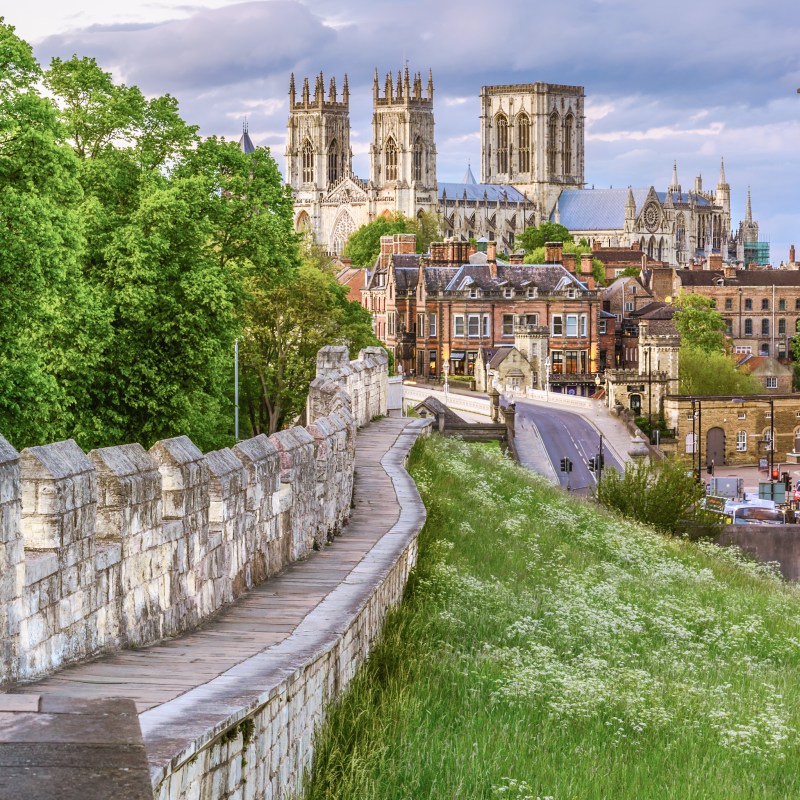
[10,0,800,261]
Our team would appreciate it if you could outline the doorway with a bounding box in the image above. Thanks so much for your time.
[706,427,725,468]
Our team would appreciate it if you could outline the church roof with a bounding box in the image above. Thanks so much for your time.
[438,182,527,203]
[462,163,478,184]
[238,126,255,155]
[552,188,714,231]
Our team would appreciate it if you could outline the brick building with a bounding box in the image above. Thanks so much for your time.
[363,235,602,395]
[663,394,800,467]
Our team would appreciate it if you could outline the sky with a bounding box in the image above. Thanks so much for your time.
[8,0,800,262]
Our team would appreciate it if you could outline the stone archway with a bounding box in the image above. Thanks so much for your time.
[706,427,725,468]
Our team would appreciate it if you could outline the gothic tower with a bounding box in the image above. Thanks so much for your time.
[479,82,585,213]
[369,66,437,218]
[285,72,351,194]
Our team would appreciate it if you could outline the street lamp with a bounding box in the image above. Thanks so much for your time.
[443,361,450,406]
[545,356,551,401]
[646,345,653,429]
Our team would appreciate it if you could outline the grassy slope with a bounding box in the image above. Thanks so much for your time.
[305,437,800,800]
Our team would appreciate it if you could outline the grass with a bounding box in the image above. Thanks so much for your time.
[304,435,800,799]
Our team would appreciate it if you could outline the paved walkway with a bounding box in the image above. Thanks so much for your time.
[17,418,422,718]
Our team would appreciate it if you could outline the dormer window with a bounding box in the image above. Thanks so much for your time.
[567,288,576,299]
[527,288,537,299]
[504,288,513,299]
[469,287,479,299]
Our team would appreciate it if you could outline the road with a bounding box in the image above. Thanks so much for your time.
[514,399,623,495]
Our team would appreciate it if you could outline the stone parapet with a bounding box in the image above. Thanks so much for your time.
[0,347,386,687]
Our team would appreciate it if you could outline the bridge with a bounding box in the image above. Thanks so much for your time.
[0,348,432,799]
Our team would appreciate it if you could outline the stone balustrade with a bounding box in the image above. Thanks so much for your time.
[0,346,387,687]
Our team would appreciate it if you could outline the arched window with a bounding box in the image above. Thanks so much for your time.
[302,139,314,184]
[563,113,574,175]
[327,139,339,184]
[658,238,664,261]
[385,137,397,181]
[547,112,559,175]
[517,113,530,173]
[413,137,423,182]
[496,114,509,174]
[295,210,311,232]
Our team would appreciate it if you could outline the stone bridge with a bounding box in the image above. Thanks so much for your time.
[0,347,433,799]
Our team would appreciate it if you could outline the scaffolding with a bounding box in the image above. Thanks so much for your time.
[744,240,770,267]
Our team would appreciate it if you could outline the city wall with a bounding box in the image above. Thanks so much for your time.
[0,346,387,687]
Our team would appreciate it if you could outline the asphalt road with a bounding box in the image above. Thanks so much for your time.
[514,399,623,495]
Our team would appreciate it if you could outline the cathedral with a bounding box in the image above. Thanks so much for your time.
[282,68,763,267]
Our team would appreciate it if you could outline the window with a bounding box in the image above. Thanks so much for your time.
[467,314,480,337]
[563,114,574,175]
[779,298,786,311]
[469,287,479,299]
[796,298,800,311]
[453,314,465,337]
[527,287,536,298]
[724,298,733,310]
[413,137,423,182]
[738,411,747,420]
[744,298,753,310]
[496,114,509,174]
[428,313,437,338]
[725,319,733,336]
[625,301,634,312]
[736,431,747,452]
[302,139,315,184]
[567,288,577,299]
[685,433,697,454]
[565,314,578,337]
[552,315,563,336]
[735,345,752,354]
[766,376,778,389]
[551,352,563,374]
[385,137,397,181]
[523,313,539,326]
[417,313,424,336]
[547,112,559,175]
[504,288,513,299]
[502,314,514,336]
[764,429,774,452]
[599,320,607,334]
[580,314,587,337]
[744,318,753,336]
[517,113,530,173]
[428,350,437,376]
[327,140,339,183]
[482,315,491,337]
[388,312,396,336]
[779,318,786,335]
[762,298,770,311]
[761,319,769,336]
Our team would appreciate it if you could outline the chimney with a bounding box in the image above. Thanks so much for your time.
[561,253,576,274]
[430,242,446,262]
[791,244,796,263]
[509,252,524,265]
[487,240,497,262]
[544,241,563,264]
[393,233,417,255]
[592,240,603,252]
[631,241,642,252]
[708,253,723,271]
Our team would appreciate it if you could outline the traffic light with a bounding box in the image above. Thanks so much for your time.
[693,469,701,483]
[598,453,605,469]
[706,462,714,475]
[783,472,792,491]
[771,468,780,481]
[560,457,573,473]
[588,457,596,472]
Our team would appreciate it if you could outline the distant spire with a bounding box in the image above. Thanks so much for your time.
[463,162,477,184]
[315,71,324,104]
[746,186,753,223]
[396,69,403,101]
[668,159,681,196]
[427,68,434,100]
[719,156,727,185]
[343,74,350,104]
[385,71,392,100]
[289,73,296,108]
[625,187,636,218]
[329,75,337,102]
[302,76,310,105]
[239,119,255,154]
[403,64,411,99]
[373,68,379,99]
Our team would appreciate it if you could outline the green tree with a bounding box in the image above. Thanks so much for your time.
[411,210,440,254]
[679,348,762,396]
[596,459,710,534]
[673,293,727,353]
[516,221,572,252]
[342,213,415,267]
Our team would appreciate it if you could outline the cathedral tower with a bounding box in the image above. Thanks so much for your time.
[369,66,437,218]
[285,72,351,194]
[479,82,585,213]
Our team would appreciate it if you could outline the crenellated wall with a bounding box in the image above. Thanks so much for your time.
[0,347,387,687]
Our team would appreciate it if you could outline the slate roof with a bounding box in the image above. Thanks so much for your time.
[488,347,514,369]
[442,262,581,292]
[424,267,460,292]
[552,188,713,231]
[393,267,419,292]
[439,182,528,203]
[631,302,675,320]
[677,270,800,287]
[238,129,255,155]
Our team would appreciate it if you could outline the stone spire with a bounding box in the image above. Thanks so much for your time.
[745,186,753,223]
[396,70,403,101]
[719,157,727,185]
[403,64,411,99]
[428,68,434,100]
[373,68,379,100]
[328,75,337,103]
[302,76,310,105]
[343,74,349,105]
[289,72,296,109]
[625,187,636,219]
[385,71,392,101]
[668,160,681,196]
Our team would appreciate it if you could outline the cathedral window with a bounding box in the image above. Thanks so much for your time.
[413,137,423,182]
[547,112,559,175]
[385,137,397,181]
[327,140,339,183]
[496,114,509,175]
[563,114,574,175]
[302,139,315,184]
[517,113,530,173]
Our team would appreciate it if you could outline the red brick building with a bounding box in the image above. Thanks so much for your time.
[363,235,603,396]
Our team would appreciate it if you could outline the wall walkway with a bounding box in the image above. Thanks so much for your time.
[12,416,431,799]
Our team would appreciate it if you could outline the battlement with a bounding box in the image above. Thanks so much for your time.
[0,346,387,686]
[373,65,433,107]
[290,71,350,111]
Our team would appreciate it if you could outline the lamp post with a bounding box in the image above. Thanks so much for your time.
[443,361,450,406]
[769,396,775,488]
[545,356,551,402]
[646,345,653,429]
[234,338,239,443]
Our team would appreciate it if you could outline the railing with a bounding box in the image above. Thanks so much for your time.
[402,385,491,416]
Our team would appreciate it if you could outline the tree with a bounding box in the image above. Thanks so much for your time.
[516,221,572,253]
[679,348,762,396]
[596,459,711,535]
[411,210,440,254]
[342,213,415,267]
[673,293,727,353]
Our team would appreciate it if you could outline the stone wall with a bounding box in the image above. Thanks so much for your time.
[0,346,387,687]
[145,417,431,800]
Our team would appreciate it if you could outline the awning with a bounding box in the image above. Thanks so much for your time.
[450,352,466,361]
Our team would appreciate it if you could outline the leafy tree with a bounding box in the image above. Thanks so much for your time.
[240,242,383,434]
[342,213,415,267]
[0,21,109,449]
[673,293,727,353]
[596,458,711,535]
[516,221,572,252]
[411,210,440,254]
[679,348,762,396]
